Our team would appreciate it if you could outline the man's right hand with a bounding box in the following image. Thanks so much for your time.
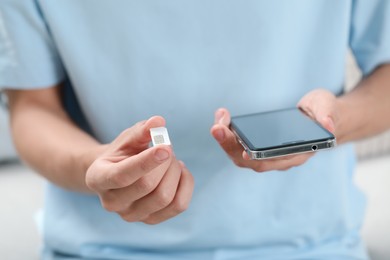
[86,116,194,225]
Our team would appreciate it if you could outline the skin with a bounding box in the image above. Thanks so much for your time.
[5,64,390,224]
[6,87,194,224]
[210,64,390,172]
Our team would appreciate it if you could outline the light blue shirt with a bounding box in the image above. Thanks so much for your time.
[1,1,390,259]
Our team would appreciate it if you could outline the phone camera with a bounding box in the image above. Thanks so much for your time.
[311,145,318,151]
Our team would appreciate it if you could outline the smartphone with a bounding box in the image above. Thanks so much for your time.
[230,108,336,159]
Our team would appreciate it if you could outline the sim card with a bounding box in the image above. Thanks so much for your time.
[150,127,171,146]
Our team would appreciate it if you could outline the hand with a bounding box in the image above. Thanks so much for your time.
[210,89,338,172]
[86,116,194,225]
[297,88,339,136]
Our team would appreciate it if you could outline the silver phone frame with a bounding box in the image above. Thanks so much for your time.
[231,124,337,160]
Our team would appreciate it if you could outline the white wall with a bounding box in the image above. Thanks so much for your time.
[0,105,16,161]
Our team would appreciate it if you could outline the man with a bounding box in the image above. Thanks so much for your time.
[1,0,390,259]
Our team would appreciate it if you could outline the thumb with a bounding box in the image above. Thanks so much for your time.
[298,89,337,134]
[110,116,166,154]
[300,106,336,134]
[316,114,336,134]
[214,108,231,126]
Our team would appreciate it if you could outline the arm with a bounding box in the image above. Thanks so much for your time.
[336,64,390,143]
[211,64,390,172]
[298,64,390,145]
[6,85,104,192]
[6,85,194,224]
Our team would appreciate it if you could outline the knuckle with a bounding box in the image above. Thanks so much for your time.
[107,168,126,187]
[101,197,121,212]
[100,191,130,213]
[155,190,174,208]
[135,177,155,194]
[233,158,245,168]
[85,175,97,190]
[142,217,161,225]
[119,212,139,223]
[101,201,117,212]
[253,164,266,173]
[120,127,133,137]
[138,157,151,173]
[172,198,189,214]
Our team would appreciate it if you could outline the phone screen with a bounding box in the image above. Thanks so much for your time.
[231,108,334,151]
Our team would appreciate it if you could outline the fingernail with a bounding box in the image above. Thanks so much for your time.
[327,117,335,133]
[214,129,225,142]
[215,109,224,124]
[155,149,169,161]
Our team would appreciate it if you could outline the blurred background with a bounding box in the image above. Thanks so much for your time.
[0,51,390,259]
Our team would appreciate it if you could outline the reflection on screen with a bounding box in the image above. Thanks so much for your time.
[231,108,334,150]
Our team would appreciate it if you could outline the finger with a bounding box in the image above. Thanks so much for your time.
[100,162,170,213]
[271,153,314,171]
[211,123,245,160]
[211,123,265,169]
[105,156,175,212]
[91,145,172,190]
[243,152,314,172]
[297,89,337,133]
[120,159,183,222]
[211,108,316,172]
[307,103,336,134]
[242,150,313,162]
[212,108,248,160]
[111,116,166,154]
[318,116,336,134]
[142,162,194,225]
[214,108,231,126]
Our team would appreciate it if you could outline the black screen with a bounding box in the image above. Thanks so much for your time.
[231,108,334,150]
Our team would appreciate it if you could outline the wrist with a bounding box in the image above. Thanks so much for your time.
[334,94,353,144]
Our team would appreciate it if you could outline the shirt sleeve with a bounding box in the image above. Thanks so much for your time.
[349,0,390,76]
[0,0,65,89]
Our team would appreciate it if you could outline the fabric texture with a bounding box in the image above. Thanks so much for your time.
[1,0,390,259]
